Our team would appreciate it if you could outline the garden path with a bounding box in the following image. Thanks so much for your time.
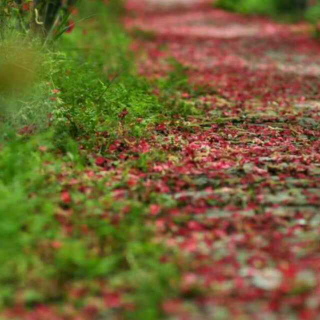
[124,1,320,318]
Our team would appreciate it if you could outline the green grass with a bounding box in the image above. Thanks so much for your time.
[214,0,310,22]
[214,0,320,37]
[0,1,181,318]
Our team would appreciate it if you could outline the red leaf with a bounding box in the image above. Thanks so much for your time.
[104,292,122,308]
[60,191,71,204]
[95,156,106,166]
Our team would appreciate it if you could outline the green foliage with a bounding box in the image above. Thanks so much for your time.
[215,0,320,34]
[0,0,180,317]
[305,2,320,28]
[215,0,309,20]
[156,59,213,117]
[51,57,161,147]
[0,133,58,305]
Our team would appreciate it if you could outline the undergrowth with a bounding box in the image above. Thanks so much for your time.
[0,1,181,319]
[214,0,317,22]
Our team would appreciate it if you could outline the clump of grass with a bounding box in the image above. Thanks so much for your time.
[155,58,218,117]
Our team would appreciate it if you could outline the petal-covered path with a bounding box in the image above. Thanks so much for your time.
[125,1,320,318]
